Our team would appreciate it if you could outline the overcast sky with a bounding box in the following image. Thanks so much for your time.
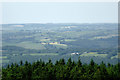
[2,2,118,24]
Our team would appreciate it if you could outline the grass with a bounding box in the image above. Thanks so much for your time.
[3,41,46,50]
[40,39,50,41]
[111,55,118,59]
[41,43,47,44]
[3,60,9,63]
[80,52,107,58]
[2,42,17,46]
[54,44,67,47]
[49,42,67,49]
[16,41,46,50]
[0,60,9,63]
[60,30,102,38]
[35,37,50,41]
[24,35,33,38]
[49,42,67,46]
[23,53,58,56]
[64,39,76,42]
[49,42,58,45]
[0,56,7,59]
[93,34,118,39]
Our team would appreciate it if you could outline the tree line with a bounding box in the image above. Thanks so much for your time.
[2,58,120,80]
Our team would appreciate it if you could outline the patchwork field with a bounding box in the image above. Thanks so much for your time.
[16,41,46,50]
[2,23,118,66]
[23,53,58,56]
[80,52,108,58]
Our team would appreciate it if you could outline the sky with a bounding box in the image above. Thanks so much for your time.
[0,0,119,2]
[2,2,118,24]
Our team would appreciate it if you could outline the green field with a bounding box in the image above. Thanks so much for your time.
[80,52,107,58]
[16,41,46,50]
[0,60,9,63]
[23,53,58,56]
[64,39,76,42]
[111,55,118,59]
[0,56,7,59]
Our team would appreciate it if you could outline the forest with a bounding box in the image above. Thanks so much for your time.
[2,58,120,80]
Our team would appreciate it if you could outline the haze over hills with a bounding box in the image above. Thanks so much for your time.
[2,23,117,30]
[2,23,118,67]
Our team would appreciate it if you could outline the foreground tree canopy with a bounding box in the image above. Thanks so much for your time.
[2,58,120,80]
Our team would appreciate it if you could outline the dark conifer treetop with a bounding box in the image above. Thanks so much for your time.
[2,58,120,80]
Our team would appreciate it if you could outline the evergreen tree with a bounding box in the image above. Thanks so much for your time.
[2,58,120,80]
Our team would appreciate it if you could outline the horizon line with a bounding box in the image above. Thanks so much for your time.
[1,22,118,25]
